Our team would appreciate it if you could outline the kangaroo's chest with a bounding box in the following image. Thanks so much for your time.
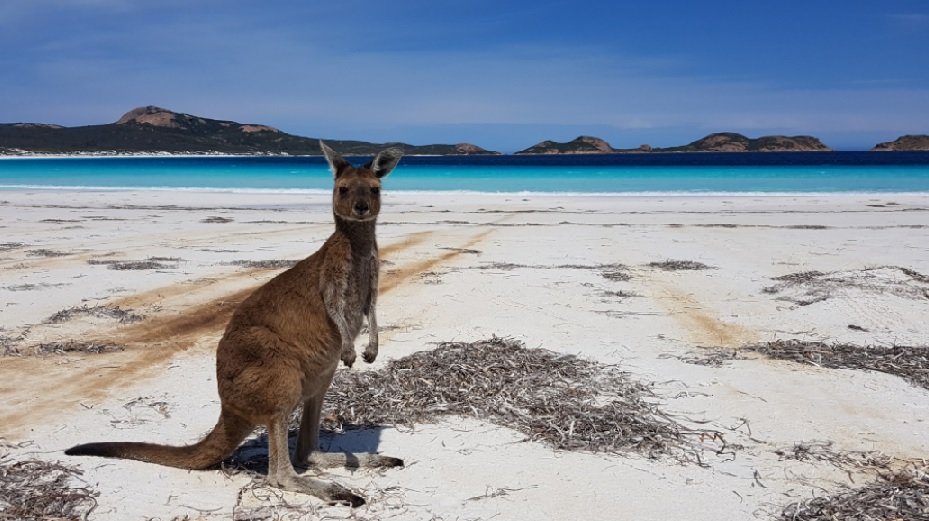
[328,248,376,337]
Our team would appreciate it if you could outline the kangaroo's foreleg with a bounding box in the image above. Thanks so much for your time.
[363,256,379,364]
[323,277,356,368]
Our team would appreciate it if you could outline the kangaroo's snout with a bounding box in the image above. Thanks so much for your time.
[353,201,370,217]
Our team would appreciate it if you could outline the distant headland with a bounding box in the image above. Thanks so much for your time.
[1,106,926,156]
[0,106,499,157]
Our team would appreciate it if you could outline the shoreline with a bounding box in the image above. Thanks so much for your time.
[3,185,929,198]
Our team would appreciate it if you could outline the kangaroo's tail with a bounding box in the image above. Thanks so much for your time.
[65,409,254,470]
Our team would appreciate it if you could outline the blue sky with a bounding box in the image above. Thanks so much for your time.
[1,0,927,151]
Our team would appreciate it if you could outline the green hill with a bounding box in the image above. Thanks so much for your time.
[0,106,498,156]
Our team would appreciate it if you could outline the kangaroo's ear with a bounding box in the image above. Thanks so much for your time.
[365,147,403,178]
[320,140,351,178]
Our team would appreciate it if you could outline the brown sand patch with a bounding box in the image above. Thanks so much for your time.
[646,274,755,348]
[379,229,494,294]
[0,229,494,436]
[379,230,432,258]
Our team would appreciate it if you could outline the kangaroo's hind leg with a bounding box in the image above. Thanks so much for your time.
[294,393,404,470]
[265,413,365,507]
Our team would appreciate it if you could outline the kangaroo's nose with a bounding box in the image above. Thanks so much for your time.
[353,201,370,215]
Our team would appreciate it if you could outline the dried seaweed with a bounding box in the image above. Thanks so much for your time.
[87,257,177,270]
[902,267,929,284]
[474,262,633,282]
[7,341,127,356]
[45,305,144,325]
[202,216,234,223]
[780,467,929,521]
[0,441,98,521]
[671,349,743,367]
[40,219,82,224]
[771,271,826,284]
[438,247,481,255]
[227,260,299,270]
[0,335,24,356]
[646,260,714,271]
[2,282,69,292]
[601,268,632,281]
[318,337,699,458]
[774,440,892,470]
[785,224,830,230]
[764,266,929,305]
[0,242,25,252]
[26,249,70,258]
[601,290,641,298]
[748,339,929,390]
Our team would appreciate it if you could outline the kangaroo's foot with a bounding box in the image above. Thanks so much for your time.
[300,451,404,469]
[268,414,365,507]
[269,473,365,507]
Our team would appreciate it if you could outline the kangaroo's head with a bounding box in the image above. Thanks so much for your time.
[320,140,402,222]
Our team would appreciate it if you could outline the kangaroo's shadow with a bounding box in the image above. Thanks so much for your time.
[224,425,388,475]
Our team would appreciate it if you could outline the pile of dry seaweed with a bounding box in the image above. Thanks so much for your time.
[319,337,695,458]
[748,339,929,391]
[763,266,929,305]
[45,305,144,325]
[774,440,892,470]
[87,257,179,270]
[3,341,125,357]
[646,260,714,271]
[780,467,929,520]
[0,441,97,521]
[227,259,299,270]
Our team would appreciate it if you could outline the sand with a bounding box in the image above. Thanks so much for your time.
[1,189,928,520]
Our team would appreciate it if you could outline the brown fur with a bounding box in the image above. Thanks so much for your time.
[66,141,404,507]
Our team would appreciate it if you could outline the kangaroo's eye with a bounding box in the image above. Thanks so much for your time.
[370,187,380,195]
[338,186,348,195]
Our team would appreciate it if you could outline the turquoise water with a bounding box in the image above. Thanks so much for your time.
[1,153,929,194]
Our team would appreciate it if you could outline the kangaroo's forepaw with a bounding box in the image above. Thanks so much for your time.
[363,346,378,363]
[341,350,356,368]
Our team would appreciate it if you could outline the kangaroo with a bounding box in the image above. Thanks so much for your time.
[66,141,404,507]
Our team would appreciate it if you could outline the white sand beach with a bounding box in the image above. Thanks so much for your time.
[2,189,928,520]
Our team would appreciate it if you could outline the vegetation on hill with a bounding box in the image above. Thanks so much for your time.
[872,135,929,151]
[515,136,616,154]
[0,106,499,156]
[657,132,831,152]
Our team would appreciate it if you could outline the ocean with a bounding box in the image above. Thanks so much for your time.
[2,152,929,195]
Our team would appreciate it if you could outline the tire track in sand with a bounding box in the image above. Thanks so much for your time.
[642,271,756,348]
[1,227,493,435]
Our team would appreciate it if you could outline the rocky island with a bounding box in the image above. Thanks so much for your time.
[657,132,831,152]
[515,136,616,154]
[513,133,832,154]
[872,135,929,152]
[0,106,499,156]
